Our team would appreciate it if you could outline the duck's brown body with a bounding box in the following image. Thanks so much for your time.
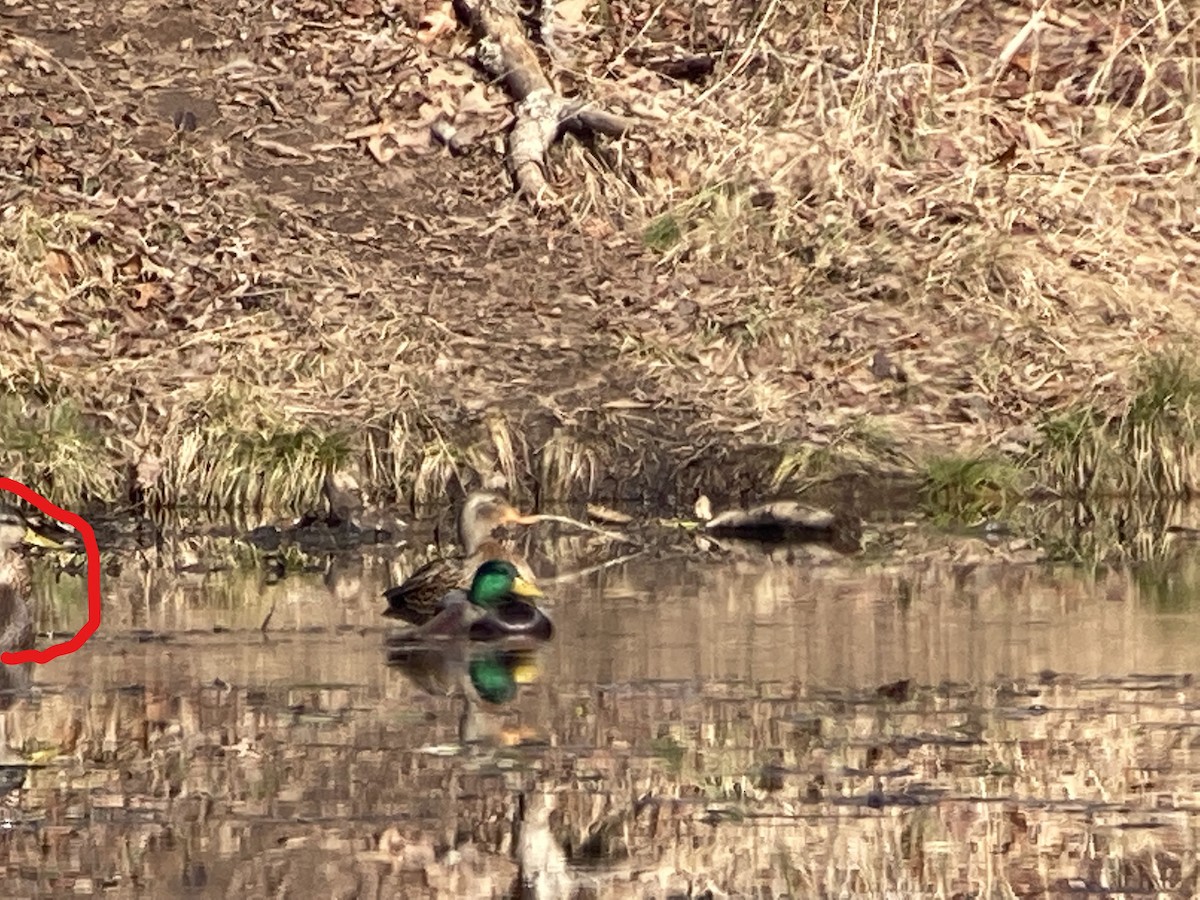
[0,513,36,656]
[0,554,33,654]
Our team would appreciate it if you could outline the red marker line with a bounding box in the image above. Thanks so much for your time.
[0,476,101,665]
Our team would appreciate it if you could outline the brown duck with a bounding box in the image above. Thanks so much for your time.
[0,505,66,659]
[382,491,539,624]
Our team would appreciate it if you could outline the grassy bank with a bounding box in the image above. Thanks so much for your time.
[2,1,1198,516]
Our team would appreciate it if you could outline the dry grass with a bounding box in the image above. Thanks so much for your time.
[574,0,1200,486]
[1036,351,1200,500]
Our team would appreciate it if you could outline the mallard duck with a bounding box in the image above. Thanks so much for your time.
[383,491,539,624]
[393,559,553,642]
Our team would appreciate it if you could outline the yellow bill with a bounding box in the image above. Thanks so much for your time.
[509,575,543,599]
[511,660,539,684]
[23,525,68,550]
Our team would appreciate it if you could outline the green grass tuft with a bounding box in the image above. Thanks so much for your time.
[0,391,121,505]
[643,213,683,252]
[1036,350,1200,499]
[921,454,1023,525]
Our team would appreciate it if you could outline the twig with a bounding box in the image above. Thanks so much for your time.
[3,29,97,111]
[604,1,666,77]
[527,513,640,546]
[538,549,650,585]
[982,1,1049,84]
[693,0,782,107]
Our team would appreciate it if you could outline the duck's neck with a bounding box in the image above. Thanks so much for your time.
[458,501,498,554]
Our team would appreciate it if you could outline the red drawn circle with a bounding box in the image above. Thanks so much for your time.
[0,477,101,665]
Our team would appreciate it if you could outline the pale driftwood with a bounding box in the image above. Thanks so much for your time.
[453,0,637,203]
[585,503,634,525]
[704,501,838,534]
[703,501,863,554]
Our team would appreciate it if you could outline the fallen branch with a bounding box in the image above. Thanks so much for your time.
[453,0,637,203]
[528,513,641,546]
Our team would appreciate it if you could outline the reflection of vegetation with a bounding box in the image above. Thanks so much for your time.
[648,734,686,775]
[920,454,1023,525]
[1021,498,1178,568]
[30,559,87,631]
[1131,554,1200,614]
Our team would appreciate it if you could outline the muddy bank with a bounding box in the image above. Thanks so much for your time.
[3,2,1199,515]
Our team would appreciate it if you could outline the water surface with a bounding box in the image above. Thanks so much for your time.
[3,539,1200,897]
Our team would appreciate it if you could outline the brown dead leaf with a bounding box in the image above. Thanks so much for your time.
[43,248,75,281]
[131,281,168,309]
[552,0,593,27]
[366,134,398,164]
[343,0,375,16]
[426,62,476,91]
[345,120,394,141]
[42,107,88,126]
[418,2,456,44]
[988,141,1018,168]
[579,217,615,240]
[250,137,315,162]
[393,129,434,151]
[34,152,67,178]
[457,84,500,117]
[118,254,143,278]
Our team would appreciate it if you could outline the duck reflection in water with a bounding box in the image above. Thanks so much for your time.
[386,639,546,745]
[386,641,542,706]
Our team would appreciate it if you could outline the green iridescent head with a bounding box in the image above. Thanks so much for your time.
[467,559,543,609]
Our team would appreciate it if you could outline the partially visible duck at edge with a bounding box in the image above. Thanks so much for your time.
[0,505,67,659]
[383,490,539,625]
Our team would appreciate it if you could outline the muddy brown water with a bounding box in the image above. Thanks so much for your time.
[3,541,1200,898]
